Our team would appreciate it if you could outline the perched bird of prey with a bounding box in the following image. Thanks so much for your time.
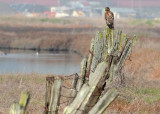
[104,7,114,29]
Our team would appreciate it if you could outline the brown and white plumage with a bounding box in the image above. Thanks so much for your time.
[104,7,114,29]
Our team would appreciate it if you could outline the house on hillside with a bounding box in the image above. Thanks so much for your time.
[50,6,70,18]
[63,1,87,17]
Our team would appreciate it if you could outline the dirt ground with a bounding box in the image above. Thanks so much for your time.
[0,16,160,113]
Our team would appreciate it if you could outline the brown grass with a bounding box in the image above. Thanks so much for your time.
[0,74,47,114]
[108,99,160,114]
[149,61,160,80]
[124,36,160,81]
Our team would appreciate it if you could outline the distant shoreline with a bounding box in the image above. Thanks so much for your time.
[0,47,69,52]
[0,17,160,58]
[0,47,84,58]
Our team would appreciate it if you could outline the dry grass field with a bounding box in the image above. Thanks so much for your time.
[0,74,46,113]
[0,16,160,113]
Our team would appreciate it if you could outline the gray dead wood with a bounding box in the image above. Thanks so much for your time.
[89,62,107,87]
[64,62,107,114]
[89,88,118,114]
[45,76,62,114]
[49,77,62,114]
[69,74,79,104]
[77,57,87,91]
[63,84,90,114]
[77,62,107,114]
[10,92,30,114]
[86,38,94,77]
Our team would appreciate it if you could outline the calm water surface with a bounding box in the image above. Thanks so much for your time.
[0,50,82,75]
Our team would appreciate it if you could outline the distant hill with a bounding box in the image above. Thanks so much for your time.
[112,0,160,8]
[0,2,16,15]
[0,0,59,6]
[0,0,160,8]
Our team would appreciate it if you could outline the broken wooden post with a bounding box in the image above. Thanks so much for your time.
[68,74,79,104]
[45,77,54,114]
[77,57,87,91]
[10,103,21,114]
[64,62,107,114]
[45,76,62,114]
[89,88,118,114]
[86,38,94,78]
[10,91,30,114]
[77,62,108,114]
[63,84,90,114]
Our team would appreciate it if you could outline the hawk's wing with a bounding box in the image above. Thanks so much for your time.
[105,11,114,25]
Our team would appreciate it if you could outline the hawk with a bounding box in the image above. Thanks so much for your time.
[104,7,114,29]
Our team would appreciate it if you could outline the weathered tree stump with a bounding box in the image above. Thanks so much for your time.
[44,27,137,114]
[74,27,136,113]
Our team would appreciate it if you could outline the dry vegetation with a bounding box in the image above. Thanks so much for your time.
[0,16,160,113]
[107,37,160,113]
[0,74,46,113]
[0,17,97,55]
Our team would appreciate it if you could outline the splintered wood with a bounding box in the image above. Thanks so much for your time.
[45,27,137,114]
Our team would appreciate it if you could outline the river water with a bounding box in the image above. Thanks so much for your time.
[0,50,82,75]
